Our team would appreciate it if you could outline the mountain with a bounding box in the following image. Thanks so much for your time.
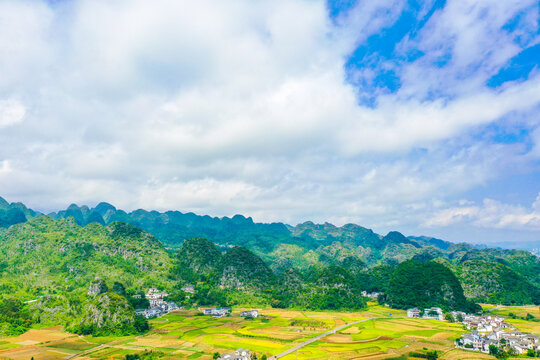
[386,260,480,312]
[408,236,453,250]
[46,203,426,267]
[220,246,275,290]
[68,291,146,336]
[453,260,540,305]
[0,216,173,297]
[1,197,539,306]
[0,196,39,228]
[176,237,222,281]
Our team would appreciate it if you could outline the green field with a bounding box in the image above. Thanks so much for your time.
[0,305,538,360]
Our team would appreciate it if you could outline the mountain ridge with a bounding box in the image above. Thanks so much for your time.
[0,197,538,306]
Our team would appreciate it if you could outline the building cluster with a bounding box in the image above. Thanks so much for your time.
[134,288,180,319]
[406,307,444,321]
[456,313,540,355]
[219,348,252,360]
[181,285,195,294]
[361,291,382,299]
[459,329,540,354]
[202,307,231,317]
[240,310,259,318]
[458,313,505,332]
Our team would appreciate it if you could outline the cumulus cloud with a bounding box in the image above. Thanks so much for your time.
[424,194,540,231]
[0,99,25,128]
[0,0,538,243]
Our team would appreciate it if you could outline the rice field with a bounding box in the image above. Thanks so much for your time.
[0,305,538,360]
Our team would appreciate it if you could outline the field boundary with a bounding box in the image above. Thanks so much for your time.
[268,316,403,359]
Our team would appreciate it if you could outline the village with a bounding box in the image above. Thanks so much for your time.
[456,313,540,356]
[406,306,540,356]
[134,288,540,359]
[134,288,181,319]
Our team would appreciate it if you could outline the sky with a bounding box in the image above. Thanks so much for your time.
[0,0,539,247]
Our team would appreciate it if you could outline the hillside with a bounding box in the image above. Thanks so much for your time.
[453,260,540,305]
[386,260,480,312]
[0,216,174,298]
[220,246,275,290]
[45,202,448,268]
[175,237,223,283]
[1,198,539,306]
[0,196,38,228]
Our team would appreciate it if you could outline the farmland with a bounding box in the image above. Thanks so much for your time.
[0,305,538,360]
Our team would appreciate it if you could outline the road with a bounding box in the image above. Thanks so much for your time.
[65,344,107,360]
[268,316,393,360]
[66,316,402,360]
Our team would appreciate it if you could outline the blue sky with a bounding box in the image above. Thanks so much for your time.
[0,0,538,247]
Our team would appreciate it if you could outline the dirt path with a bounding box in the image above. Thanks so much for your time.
[268,317,400,359]
[65,344,107,359]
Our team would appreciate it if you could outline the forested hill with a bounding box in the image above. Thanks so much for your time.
[0,196,38,228]
[43,201,453,261]
[1,196,539,305]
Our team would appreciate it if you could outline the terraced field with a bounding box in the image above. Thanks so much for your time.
[0,305,538,360]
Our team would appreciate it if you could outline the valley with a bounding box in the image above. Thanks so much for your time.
[0,304,538,360]
[0,198,539,359]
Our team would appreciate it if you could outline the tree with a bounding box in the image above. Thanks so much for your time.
[496,348,510,359]
[134,314,149,333]
[426,350,438,360]
[212,352,220,360]
[445,313,455,322]
[456,313,464,322]
[489,344,499,356]
[112,282,127,297]
[527,349,536,357]
[261,355,267,360]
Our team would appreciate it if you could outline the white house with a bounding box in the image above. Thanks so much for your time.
[407,308,421,318]
[220,349,251,360]
[181,285,195,294]
[240,310,259,318]
[203,308,231,317]
[422,307,444,321]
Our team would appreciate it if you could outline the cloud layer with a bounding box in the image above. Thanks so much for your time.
[0,0,538,244]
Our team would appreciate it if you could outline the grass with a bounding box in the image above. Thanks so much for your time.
[490,305,540,318]
[0,305,538,360]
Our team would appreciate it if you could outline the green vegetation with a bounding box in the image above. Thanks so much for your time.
[0,305,538,359]
[454,260,540,305]
[40,201,539,306]
[0,298,32,336]
[0,196,37,228]
[0,197,539,342]
[386,260,480,312]
[0,217,173,297]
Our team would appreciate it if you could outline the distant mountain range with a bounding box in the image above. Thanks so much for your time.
[0,196,539,306]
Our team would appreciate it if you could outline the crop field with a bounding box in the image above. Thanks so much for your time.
[0,305,538,360]
[487,305,540,334]
[489,305,540,319]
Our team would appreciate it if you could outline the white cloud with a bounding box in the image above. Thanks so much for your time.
[0,0,538,243]
[0,99,25,128]
[424,195,540,231]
